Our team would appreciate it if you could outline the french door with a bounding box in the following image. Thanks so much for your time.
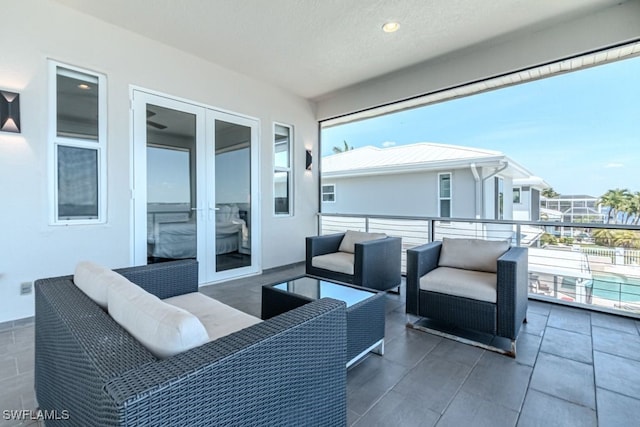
[132,90,260,283]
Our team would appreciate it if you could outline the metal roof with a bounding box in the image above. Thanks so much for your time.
[322,142,532,178]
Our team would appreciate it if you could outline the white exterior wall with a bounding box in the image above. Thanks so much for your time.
[321,168,477,218]
[0,1,318,323]
[513,186,532,221]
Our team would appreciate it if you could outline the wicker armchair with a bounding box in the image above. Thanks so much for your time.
[406,239,528,356]
[306,231,401,292]
[35,260,347,426]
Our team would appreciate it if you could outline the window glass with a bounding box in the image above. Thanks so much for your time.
[56,68,99,140]
[57,145,98,219]
[274,123,293,215]
[439,174,451,198]
[513,187,521,204]
[322,184,335,202]
[274,171,290,214]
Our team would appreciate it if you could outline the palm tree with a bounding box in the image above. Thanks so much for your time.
[624,192,640,225]
[541,188,560,199]
[332,140,354,154]
[593,228,616,247]
[598,188,631,224]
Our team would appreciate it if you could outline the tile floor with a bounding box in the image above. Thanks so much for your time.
[2,263,640,426]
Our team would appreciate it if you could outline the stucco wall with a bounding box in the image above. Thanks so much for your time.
[0,0,318,322]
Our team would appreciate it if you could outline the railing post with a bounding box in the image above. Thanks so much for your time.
[365,217,369,233]
[516,224,521,247]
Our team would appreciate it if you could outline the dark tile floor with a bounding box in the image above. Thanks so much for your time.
[2,263,640,426]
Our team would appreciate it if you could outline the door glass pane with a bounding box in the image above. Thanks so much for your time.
[56,67,99,140]
[57,145,98,220]
[146,104,197,263]
[215,120,251,272]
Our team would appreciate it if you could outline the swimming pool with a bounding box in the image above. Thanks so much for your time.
[591,273,640,303]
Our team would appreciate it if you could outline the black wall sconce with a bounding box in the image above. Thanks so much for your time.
[305,149,312,171]
[0,91,21,133]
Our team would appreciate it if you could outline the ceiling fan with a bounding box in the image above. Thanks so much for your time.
[146,110,167,130]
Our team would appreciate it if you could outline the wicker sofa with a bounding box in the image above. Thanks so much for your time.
[406,238,528,356]
[35,259,347,426]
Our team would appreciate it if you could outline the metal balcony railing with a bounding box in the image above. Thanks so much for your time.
[318,213,640,319]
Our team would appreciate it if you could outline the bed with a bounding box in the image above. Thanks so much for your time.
[147,204,248,259]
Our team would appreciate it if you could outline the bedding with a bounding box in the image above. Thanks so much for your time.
[147,204,248,259]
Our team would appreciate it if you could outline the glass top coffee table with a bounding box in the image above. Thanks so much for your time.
[262,275,385,367]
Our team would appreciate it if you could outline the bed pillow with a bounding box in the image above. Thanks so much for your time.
[338,230,387,254]
[438,237,510,273]
[74,261,122,309]
[108,275,209,359]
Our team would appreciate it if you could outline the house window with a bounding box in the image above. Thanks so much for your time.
[50,62,107,224]
[513,187,521,204]
[274,123,293,215]
[322,184,335,202]
[438,173,451,217]
[495,177,504,220]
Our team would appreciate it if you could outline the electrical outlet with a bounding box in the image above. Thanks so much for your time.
[20,282,32,295]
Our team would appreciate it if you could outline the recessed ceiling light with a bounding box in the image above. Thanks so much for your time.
[77,84,91,90]
[382,22,400,33]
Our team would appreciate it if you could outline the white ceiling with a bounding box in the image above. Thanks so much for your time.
[55,0,624,100]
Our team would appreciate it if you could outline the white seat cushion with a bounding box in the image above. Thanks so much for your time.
[164,292,262,341]
[438,238,510,273]
[420,267,497,303]
[74,261,123,309]
[107,276,209,359]
[312,252,355,275]
[337,230,387,254]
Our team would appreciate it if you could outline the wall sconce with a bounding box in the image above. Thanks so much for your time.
[0,91,21,133]
[305,149,312,171]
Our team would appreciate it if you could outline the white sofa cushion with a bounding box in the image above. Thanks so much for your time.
[165,292,262,341]
[74,261,124,309]
[420,267,497,303]
[107,275,209,359]
[312,252,355,275]
[338,230,387,254]
[438,238,510,273]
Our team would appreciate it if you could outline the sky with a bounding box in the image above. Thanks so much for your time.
[321,55,640,197]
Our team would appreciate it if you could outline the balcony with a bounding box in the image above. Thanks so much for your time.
[320,214,640,319]
[3,263,638,426]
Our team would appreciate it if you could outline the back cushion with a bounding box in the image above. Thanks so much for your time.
[438,238,510,273]
[338,230,387,254]
[108,275,209,359]
[74,261,122,309]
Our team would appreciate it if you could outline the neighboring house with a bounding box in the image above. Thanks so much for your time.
[321,143,535,221]
[512,176,551,221]
[541,195,606,223]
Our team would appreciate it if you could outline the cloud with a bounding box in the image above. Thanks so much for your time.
[604,162,624,168]
[381,141,396,147]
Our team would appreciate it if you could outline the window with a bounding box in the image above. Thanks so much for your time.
[274,123,293,215]
[495,177,504,220]
[322,184,335,202]
[438,173,451,217]
[513,187,521,204]
[50,62,106,223]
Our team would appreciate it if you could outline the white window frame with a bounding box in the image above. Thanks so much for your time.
[273,122,293,216]
[49,60,107,225]
[438,172,451,218]
[513,186,522,204]
[322,184,336,203]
